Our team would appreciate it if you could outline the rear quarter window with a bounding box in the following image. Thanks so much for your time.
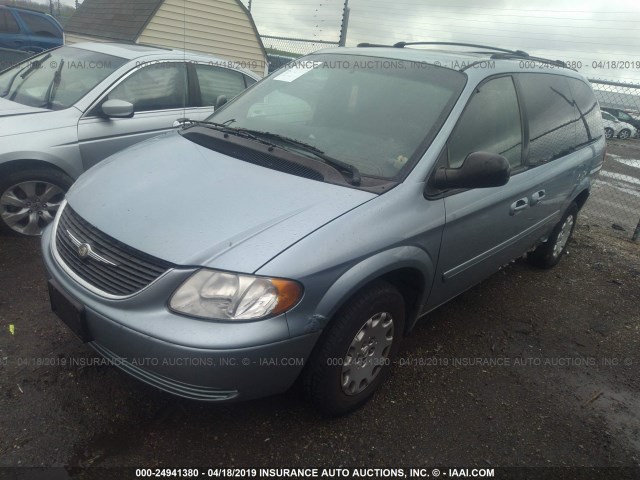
[568,78,603,144]
[517,73,577,166]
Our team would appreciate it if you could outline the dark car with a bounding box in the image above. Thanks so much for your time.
[0,5,63,53]
[601,107,640,138]
[266,53,298,73]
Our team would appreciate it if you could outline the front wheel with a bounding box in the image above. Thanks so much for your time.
[527,203,578,269]
[0,167,72,236]
[302,281,405,416]
[604,127,614,139]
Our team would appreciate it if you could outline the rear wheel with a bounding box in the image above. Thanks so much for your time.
[0,168,72,236]
[302,281,405,416]
[604,127,614,139]
[618,129,631,139]
[528,203,578,269]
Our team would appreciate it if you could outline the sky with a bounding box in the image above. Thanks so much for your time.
[54,0,640,82]
[241,0,640,83]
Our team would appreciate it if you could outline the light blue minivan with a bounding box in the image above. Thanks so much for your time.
[42,43,605,415]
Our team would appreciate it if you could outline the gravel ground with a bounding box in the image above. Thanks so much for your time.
[0,203,639,476]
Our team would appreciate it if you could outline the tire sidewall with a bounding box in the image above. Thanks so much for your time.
[543,204,578,267]
[308,283,405,415]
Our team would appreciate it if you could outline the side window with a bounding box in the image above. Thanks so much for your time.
[0,10,20,34]
[568,78,603,144]
[194,65,246,106]
[18,12,59,37]
[617,111,633,122]
[602,111,615,122]
[518,74,577,165]
[107,63,187,112]
[448,76,522,169]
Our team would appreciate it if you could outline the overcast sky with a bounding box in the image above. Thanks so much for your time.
[241,0,640,82]
[55,0,640,82]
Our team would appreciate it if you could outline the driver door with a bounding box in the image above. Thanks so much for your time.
[77,62,188,171]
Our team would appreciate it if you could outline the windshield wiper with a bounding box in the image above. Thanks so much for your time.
[181,120,280,149]
[2,53,51,99]
[236,129,362,186]
[42,59,64,109]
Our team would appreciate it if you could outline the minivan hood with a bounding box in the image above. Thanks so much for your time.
[66,133,376,272]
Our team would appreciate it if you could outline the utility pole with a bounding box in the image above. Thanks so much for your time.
[49,0,54,15]
[339,0,350,46]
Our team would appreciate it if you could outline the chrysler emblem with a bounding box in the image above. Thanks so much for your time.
[66,230,118,267]
[77,243,91,258]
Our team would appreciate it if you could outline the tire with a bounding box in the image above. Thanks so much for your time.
[527,203,578,269]
[0,167,73,236]
[302,281,405,416]
[604,127,614,139]
[618,129,631,139]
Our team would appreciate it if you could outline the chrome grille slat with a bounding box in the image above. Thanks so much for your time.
[57,238,140,295]
[55,206,173,296]
[60,212,166,274]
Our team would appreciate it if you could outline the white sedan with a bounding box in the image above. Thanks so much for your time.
[602,111,637,139]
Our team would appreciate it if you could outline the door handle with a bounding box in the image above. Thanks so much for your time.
[510,197,529,215]
[530,190,546,206]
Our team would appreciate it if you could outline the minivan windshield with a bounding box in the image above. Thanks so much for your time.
[205,53,466,180]
[0,46,127,110]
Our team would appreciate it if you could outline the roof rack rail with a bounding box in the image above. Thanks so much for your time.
[392,41,529,56]
[358,41,574,71]
[357,43,394,48]
[489,52,570,69]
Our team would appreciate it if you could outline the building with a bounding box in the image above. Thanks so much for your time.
[64,0,267,77]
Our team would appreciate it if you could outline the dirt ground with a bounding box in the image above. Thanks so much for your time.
[0,203,639,476]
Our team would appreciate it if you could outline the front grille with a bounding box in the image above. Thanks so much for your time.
[55,205,173,296]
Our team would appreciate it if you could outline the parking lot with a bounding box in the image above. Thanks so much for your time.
[1,204,639,471]
[583,138,640,237]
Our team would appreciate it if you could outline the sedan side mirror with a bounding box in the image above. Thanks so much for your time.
[102,99,134,119]
[433,152,511,190]
[215,95,228,109]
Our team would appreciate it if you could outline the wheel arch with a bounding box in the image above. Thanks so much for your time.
[572,188,590,211]
[312,246,435,336]
[0,159,76,180]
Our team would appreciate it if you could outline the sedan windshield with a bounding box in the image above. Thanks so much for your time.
[207,53,466,180]
[0,47,127,110]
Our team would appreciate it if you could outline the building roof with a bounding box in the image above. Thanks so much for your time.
[65,0,165,43]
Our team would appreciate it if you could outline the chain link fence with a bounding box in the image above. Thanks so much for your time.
[261,35,338,72]
[584,79,640,241]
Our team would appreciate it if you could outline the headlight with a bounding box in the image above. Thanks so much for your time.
[169,269,303,320]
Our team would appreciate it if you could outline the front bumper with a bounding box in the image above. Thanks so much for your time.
[41,225,321,402]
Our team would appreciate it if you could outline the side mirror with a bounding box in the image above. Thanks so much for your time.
[101,99,134,118]
[215,95,228,109]
[433,152,511,190]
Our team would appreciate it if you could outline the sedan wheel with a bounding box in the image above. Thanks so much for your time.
[618,129,631,139]
[604,127,614,139]
[0,168,72,236]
